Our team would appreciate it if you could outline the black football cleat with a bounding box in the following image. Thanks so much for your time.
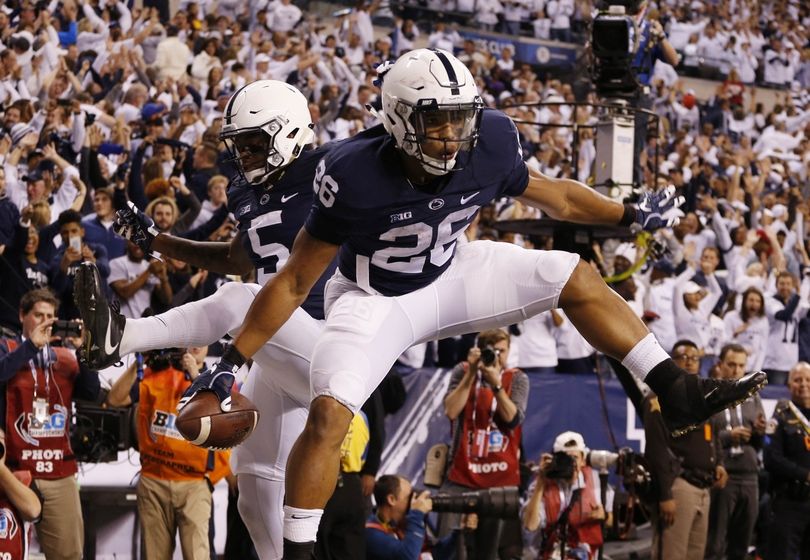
[74,262,126,369]
[660,371,767,437]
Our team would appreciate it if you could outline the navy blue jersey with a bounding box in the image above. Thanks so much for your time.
[304,109,529,296]
[228,144,338,319]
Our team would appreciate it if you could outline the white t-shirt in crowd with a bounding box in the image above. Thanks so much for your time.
[108,256,159,319]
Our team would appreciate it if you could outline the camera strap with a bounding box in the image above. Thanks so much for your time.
[28,343,52,402]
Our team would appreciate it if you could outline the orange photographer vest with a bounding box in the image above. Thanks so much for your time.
[0,471,34,560]
[137,366,230,482]
[447,366,522,488]
[2,340,78,479]
[539,466,603,560]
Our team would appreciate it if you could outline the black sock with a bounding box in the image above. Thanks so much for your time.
[283,539,315,560]
[645,359,682,398]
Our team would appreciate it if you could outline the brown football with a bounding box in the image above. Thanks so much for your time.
[175,391,259,449]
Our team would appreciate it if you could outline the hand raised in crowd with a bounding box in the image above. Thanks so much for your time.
[149,259,168,280]
[80,244,96,264]
[189,269,208,289]
[169,176,190,196]
[61,245,82,272]
[29,318,56,349]
[410,490,432,514]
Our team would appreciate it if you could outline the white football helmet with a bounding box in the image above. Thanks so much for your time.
[220,80,315,185]
[379,48,483,176]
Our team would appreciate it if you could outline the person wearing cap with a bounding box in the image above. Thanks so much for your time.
[523,431,607,560]
[440,328,528,560]
[673,257,723,361]
[643,339,727,560]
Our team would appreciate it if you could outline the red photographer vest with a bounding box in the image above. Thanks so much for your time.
[138,366,230,482]
[0,471,34,560]
[447,366,522,488]
[2,340,78,479]
[539,466,603,560]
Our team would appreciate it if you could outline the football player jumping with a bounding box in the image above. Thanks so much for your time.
[75,80,334,559]
[179,50,766,559]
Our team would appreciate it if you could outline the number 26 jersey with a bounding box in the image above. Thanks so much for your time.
[305,109,529,297]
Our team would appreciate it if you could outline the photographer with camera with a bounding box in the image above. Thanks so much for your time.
[0,427,43,559]
[523,431,606,560]
[0,288,101,560]
[107,344,232,560]
[440,329,528,559]
[366,474,477,560]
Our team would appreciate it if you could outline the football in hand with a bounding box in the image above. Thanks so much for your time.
[176,391,259,449]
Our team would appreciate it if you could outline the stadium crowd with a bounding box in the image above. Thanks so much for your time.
[0,0,807,558]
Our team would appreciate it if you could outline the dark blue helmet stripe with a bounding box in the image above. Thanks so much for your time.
[430,49,458,86]
[225,82,252,125]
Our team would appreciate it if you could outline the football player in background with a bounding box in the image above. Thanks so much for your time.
[76,80,334,560]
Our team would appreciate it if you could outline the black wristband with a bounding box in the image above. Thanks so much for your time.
[619,204,636,227]
[222,345,247,368]
[492,385,503,395]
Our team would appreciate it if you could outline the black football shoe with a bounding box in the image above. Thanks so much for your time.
[74,262,126,369]
[660,371,767,437]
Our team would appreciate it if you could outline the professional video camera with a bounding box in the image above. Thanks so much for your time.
[428,486,520,519]
[586,447,651,496]
[70,403,133,463]
[590,0,644,99]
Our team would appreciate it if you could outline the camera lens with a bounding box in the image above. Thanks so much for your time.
[480,346,498,366]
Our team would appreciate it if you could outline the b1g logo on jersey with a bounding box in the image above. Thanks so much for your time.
[0,508,19,540]
[14,404,68,445]
[150,410,184,441]
[390,211,413,223]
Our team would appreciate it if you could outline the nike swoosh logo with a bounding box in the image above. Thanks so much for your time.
[281,192,299,203]
[103,311,118,356]
[249,109,261,114]
[291,514,314,519]
[460,191,480,204]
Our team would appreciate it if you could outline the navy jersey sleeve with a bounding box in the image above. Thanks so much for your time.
[497,114,530,198]
[304,157,354,246]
